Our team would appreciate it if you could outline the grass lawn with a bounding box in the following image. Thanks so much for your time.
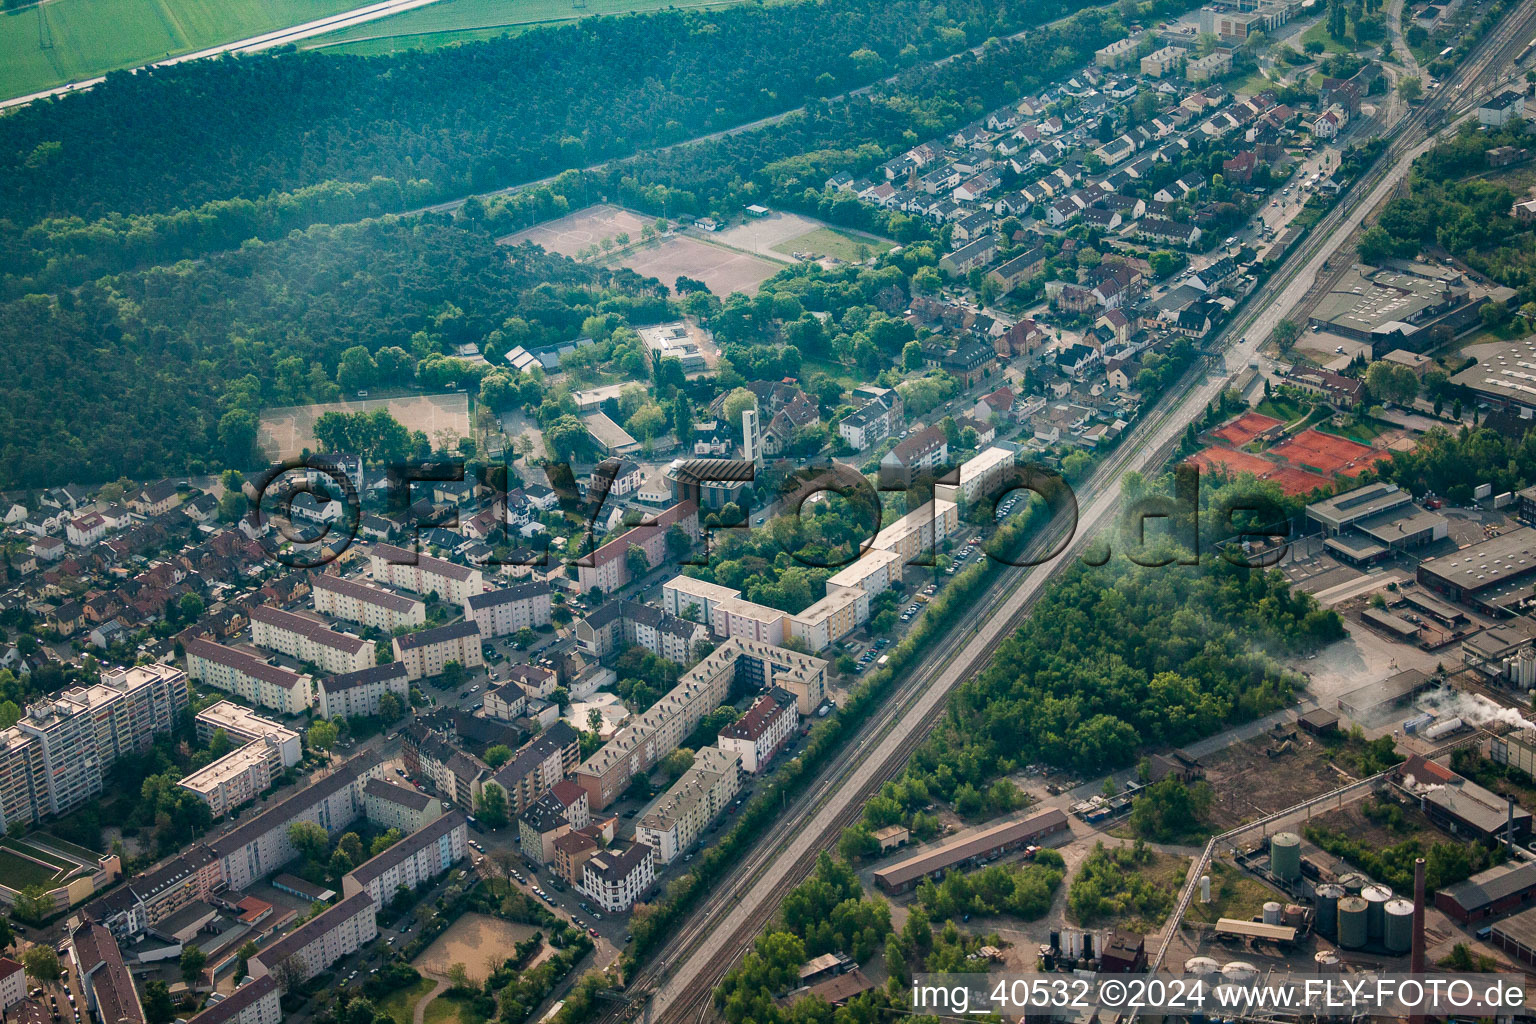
[1256,395,1311,426]
[301,0,742,52]
[0,0,363,101]
[0,847,68,889]
[1299,17,1357,54]
[1227,69,1272,95]
[770,226,894,263]
[376,977,437,1023]
[1317,413,1393,444]
[423,993,475,1024]
[1184,862,1278,925]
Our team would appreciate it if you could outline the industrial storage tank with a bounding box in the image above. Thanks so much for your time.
[1314,950,1341,973]
[1402,713,1434,735]
[1263,901,1283,926]
[1362,883,1393,939]
[1314,883,1345,938]
[1424,716,1464,741]
[1383,898,1414,954]
[1185,956,1221,978]
[1270,831,1302,881]
[1283,904,1307,927]
[1337,896,1368,949]
[1339,872,1369,895]
[1222,962,1259,985]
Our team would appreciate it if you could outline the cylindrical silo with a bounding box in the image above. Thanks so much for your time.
[1270,832,1302,882]
[1283,903,1306,927]
[1201,874,1211,903]
[1315,883,1344,938]
[1263,901,1283,925]
[1185,956,1221,979]
[1362,883,1392,939]
[1313,950,1341,973]
[1222,962,1259,985]
[1384,898,1414,953]
[1339,872,1369,895]
[1338,896,1368,949]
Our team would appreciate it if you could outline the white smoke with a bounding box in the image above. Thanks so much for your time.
[1415,684,1532,730]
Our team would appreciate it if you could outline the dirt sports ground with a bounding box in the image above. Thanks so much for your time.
[413,913,542,983]
[258,393,470,460]
[503,203,783,295]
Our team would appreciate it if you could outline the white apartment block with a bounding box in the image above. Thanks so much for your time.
[662,576,741,625]
[250,605,374,676]
[0,956,25,1012]
[712,595,786,645]
[316,662,409,720]
[573,638,826,808]
[0,664,188,828]
[718,687,799,773]
[196,701,302,767]
[573,500,699,595]
[871,499,959,563]
[483,682,529,722]
[1140,45,1184,76]
[251,890,376,988]
[186,975,281,1024]
[635,745,740,863]
[369,543,484,612]
[579,842,656,913]
[787,587,864,652]
[341,811,468,907]
[664,574,859,653]
[823,547,903,602]
[465,580,553,636]
[392,620,483,682]
[177,738,284,817]
[934,446,1016,506]
[185,637,314,715]
[312,574,425,634]
[209,754,382,891]
[362,776,443,834]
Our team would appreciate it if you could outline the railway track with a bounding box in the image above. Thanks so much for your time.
[613,9,1536,1022]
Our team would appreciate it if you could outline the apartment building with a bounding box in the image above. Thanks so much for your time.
[1096,35,1141,67]
[316,662,410,720]
[574,500,699,594]
[465,580,553,636]
[580,843,656,913]
[712,595,787,645]
[575,600,707,663]
[553,830,602,888]
[185,975,281,1024]
[251,890,376,989]
[1141,45,1185,76]
[483,682,529,722]
[184,638,314,715]
[369,544,485,612]
[402,724,487,808]
[871,499,959,563]
[934,446,1016,506]
[392,620,483,681]
[362,776,443,834]
[250,606,374,676]
[717,687,799,773]
[1186,50,1232,82]
[195,702,302,767]
[490,722,580,814]
[0,957,23,1013]
[634,745,741,863]
[661,575,740,625]
[69,921,146,1024]
[837,387,903,451]
[573,639,823,808]
[517,780,591,863]
[311,573,425,634]
[822,548,903,604]
[0,664,188,828]
[177,736,286,817]
[208,753,382,891]
[341,811,468,907]
[83,844,222,941]
[786,587,864,652]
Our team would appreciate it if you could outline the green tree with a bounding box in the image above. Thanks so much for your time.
[287,821,330,860]
[625,543,650,582]
[475,782,509,828]
[307,719,339,752]
[143,981,176,1024]
[21,944,61,982]
[1398,76,1422,102]
[371,828,406,856]
[485,744,513,769]
[660,747,695,781]
[902,340,924,370]
[180,944,207,986]
[14,886,54,924]
[0,700,19,728]
[377,692,404,721]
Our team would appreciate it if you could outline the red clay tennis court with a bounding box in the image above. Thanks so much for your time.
[1184,448,1330,496]
[1209,412,1285,446]
[1269,429,1379,475]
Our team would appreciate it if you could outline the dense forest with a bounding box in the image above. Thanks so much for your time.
[850,559,1342,835]
[0,0,1140,228]
[0,218,667,486]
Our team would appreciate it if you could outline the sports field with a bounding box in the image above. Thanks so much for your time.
[0,0,360,102]
[1207,411,1284,447]
[303,0,739,53]
[612,235,780,296]
[258,392,470,460]
[1268,429,1381,476]
[502,204,651,259]
[769,226,894,263]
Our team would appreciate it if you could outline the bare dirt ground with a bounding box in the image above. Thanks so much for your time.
[609,235,782,296]
[412,913,542,983]
[259,393,470,460]
[500,204,651,257]
[1198,729,1357,832]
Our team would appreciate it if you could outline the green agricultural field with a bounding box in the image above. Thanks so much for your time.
[303,0,741,54]
[770,226,893,263]
[0,0,362,102]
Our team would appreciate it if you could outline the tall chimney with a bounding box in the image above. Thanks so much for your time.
[1411,856,1427,975]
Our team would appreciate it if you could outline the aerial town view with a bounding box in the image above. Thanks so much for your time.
[4,0,1536,1018]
